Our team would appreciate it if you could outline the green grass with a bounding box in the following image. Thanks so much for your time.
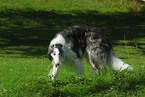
[0,0,145,96]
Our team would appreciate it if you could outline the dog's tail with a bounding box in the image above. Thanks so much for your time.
[110,51,133,71]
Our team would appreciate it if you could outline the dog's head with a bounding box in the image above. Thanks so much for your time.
[48,44,63,67]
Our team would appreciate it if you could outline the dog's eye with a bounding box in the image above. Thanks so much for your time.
[53,53,56,55]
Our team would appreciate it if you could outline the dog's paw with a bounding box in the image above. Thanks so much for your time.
[47,75,55,81]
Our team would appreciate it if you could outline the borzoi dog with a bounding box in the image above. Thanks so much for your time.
[47,25,133,80]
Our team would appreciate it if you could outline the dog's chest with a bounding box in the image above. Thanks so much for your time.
[63,44,78,61]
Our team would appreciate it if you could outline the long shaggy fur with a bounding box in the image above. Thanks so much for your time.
[48,25,133,80]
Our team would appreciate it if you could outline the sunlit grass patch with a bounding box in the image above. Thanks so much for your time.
[1,68,144,96]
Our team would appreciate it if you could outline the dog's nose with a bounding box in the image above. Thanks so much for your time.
[55,63,60,67]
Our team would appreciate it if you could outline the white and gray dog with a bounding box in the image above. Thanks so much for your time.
[48,25,133,80]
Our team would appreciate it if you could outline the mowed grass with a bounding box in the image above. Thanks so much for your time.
[0,0,145,96]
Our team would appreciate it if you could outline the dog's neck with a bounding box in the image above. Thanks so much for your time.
[50,34,65,47]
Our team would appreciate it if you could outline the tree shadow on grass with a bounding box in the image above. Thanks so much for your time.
[0,8,145,57]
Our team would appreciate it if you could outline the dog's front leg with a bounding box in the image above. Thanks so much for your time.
[48,68,53,77]
[74,58,83,75]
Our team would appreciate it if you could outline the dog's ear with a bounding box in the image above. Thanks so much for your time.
[47,44,55,60]
[48,49,53,60]
[51,44,55,48]
[55,44,63,48]
[55,44,64,56]
[58,47,63,56]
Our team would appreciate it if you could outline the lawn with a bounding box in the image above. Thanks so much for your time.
[0,0,145,96]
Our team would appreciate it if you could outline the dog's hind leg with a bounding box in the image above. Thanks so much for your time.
[89,58,98,76]
[74,58,83,75]
[86,51,98,76]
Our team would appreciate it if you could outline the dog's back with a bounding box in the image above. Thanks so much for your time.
[60,25,112,57]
